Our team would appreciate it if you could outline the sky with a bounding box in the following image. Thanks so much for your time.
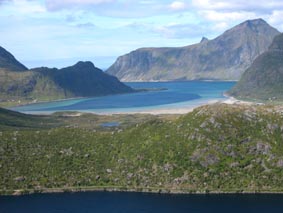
[0,0,283,69]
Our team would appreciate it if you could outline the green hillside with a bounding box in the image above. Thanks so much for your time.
[0,107,59,130]
[1,104,283,195]
[31,61,134,99]
[229,33,283,101]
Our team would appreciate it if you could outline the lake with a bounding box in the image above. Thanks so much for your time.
[11,81,235,114]
[1,192,283,213]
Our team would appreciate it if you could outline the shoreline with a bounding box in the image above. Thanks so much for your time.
[2,88,166,109]
[10,96,257,116]
[72,96,257,115]
[3,186,283,197]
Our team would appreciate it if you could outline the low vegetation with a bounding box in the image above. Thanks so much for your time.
[1,103,283,195]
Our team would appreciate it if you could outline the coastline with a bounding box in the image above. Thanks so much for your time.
[10,96,256,116]
[100,96,256,115]
[2,88,167,109]
[3,186,283,197]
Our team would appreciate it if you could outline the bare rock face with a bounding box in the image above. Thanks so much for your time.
[107,19,280,81]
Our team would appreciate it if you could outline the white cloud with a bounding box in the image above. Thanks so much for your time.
[0,0,46,15]
[1,0,283,69]
[191,0,283,11]
[190,0,283,35]
[45,0,115,11]
[191,0,232,10]
[213,22,229,31]
[13,0,46,13]
[154,22,212,40]
[169,1,186,10]
[199,10,257,22]
[267,10,283,31]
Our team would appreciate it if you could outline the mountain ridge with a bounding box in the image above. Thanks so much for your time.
[106,19,280,81]
[0,47,134,106]
[0,46,28,72]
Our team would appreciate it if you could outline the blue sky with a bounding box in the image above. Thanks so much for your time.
[0,0,282,69]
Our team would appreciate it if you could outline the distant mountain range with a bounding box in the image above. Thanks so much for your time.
[228,33,283,101]
[0,47,134,106]
[106,19,280,81]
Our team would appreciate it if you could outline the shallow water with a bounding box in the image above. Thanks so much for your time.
[100,122,120,127]
[1,192,283,213]
[11,81,235,114]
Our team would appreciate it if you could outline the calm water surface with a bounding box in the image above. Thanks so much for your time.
[10,81,235,114]
[1,192,283,213]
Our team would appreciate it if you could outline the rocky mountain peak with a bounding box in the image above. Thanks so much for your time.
[200,37,209,43]
[107,19,280,81]
[244,18,267,27]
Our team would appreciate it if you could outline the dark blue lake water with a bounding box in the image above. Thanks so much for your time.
[11,81,235,114]
[1,192,283,213]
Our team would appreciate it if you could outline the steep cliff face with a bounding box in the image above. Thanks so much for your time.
[107,19,280,81]
[228,33,283,101]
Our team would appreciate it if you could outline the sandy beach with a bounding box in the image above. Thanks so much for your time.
[101,97,256,115]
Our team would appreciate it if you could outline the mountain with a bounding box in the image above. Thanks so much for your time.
[0,46,134,106]
[30,61,134,99]
[228,33,283,101]
[0,46,27,72]
[106,19,280,81]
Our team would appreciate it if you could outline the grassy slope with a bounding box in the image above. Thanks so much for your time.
[229,33,283,101]
[0,46,27,72]
[1,104,283,195]
[0,107,61,130]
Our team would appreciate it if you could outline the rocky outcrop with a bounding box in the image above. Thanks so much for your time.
[107,19,280,81]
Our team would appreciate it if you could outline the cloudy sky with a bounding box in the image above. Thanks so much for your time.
[0,0,282,69]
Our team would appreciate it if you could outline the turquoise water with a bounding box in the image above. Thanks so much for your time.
[1,192,283,212]
[11,81,235,114]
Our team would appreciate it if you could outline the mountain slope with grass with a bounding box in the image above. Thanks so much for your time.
[2,103,283,195]
[228,33,283,101]
[0,46,27,72]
